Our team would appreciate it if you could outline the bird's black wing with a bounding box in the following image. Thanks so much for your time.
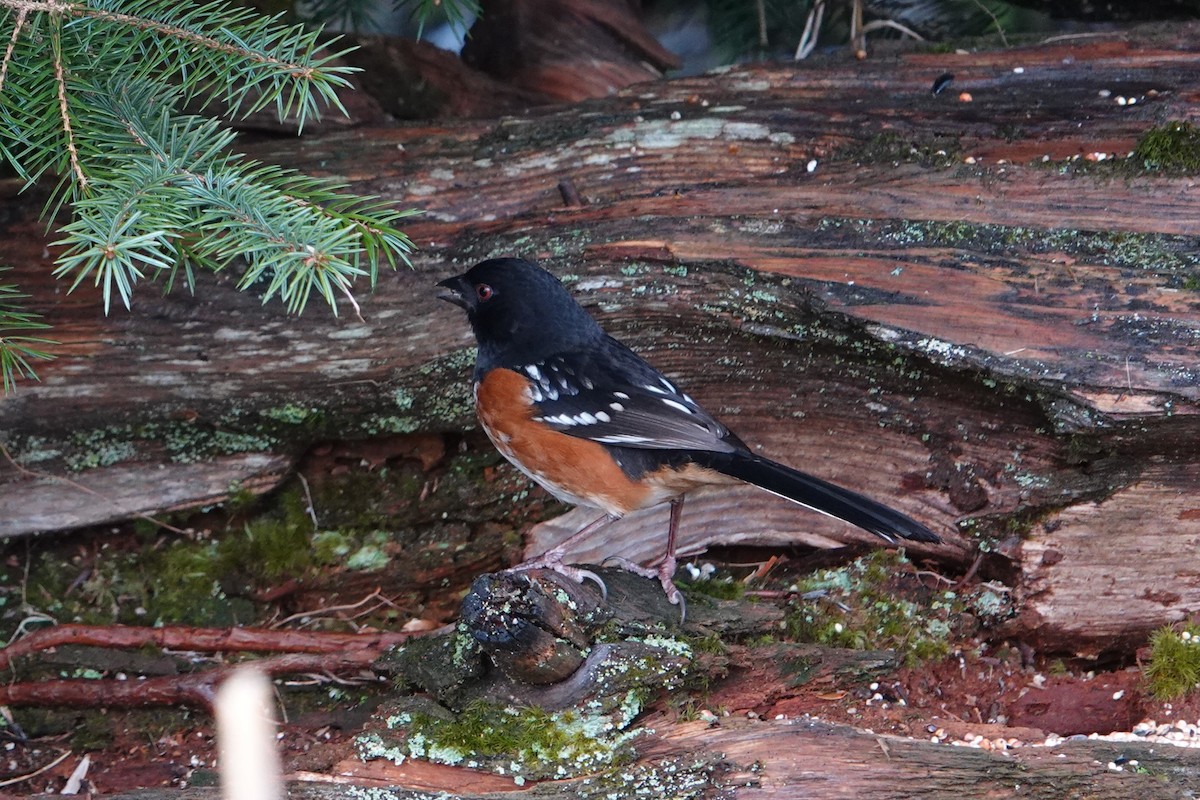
[509,335,743,454]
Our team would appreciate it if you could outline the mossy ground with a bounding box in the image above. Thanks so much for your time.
[0,432,555,650]
[1144,623,1200,700]
[783,550,1013,666]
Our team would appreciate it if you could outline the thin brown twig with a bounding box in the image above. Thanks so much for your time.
[0,7,28,94]
[0,749,72,788]
[0,441,188,535]
[296,472,318,529]
[0,622,417,672]
[860,19,924,42]
[915,569,955,586]
[956,549,987,587]
[1039,31,1121,45]
[270,588,392,629]
[0,652,379,711]
[969,0,1008,47]
[50,26,87,193]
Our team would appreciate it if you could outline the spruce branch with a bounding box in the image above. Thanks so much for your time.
[50,19,88,194]
[0,7,26,93]
[0,271,54,394]
[0,0,418,390]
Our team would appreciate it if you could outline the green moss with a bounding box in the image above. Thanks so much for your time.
[1144,623,1200,700]
[1133,121,1200,173]
[676,574,744,601]
[783,551,999,666]
[816,217,1200,290]
[361,699,641,782]
[839,131,962,169]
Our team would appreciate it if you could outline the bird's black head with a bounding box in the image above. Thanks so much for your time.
[437,258,603,369]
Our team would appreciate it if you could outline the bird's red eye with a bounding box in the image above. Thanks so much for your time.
[475,283,494,301]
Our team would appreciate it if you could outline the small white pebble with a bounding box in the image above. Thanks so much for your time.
[1112,690,1125,700]
[1042,154,1050,162]
[1116,96,1128,106]
[833,622,844,633]
[1013,67,1025,74]
[670,110,682,121]
[806,158,818,173]
[1098,89,1111,98]
[964,156,977,165]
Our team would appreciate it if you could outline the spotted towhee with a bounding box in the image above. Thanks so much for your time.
[438,257,940,612]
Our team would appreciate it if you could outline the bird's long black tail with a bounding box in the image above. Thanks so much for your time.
[695,452,940,544]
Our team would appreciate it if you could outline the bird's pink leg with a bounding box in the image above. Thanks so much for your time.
[508,511,611,597]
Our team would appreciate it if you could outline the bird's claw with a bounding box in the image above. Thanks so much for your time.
[603,554,686,622]
[508,553,608,600]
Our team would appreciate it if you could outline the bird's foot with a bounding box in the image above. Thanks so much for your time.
[507,549,607,600]
[603,554,686,621]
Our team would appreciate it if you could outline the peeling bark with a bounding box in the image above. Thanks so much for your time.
[3,26,1200,658]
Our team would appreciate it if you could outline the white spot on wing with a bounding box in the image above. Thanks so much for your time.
[594,411,611,423]
[661,397,693,414]
[525,365,541,382]
[576,412,597,425]
[614,392,630,400]
[594,433,653,444]
[609,402,624,412]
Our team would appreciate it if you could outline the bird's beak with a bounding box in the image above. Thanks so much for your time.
[436,275,470,310]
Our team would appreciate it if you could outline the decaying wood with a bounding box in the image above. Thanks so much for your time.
[84,568,1200,800]
[460,572,596,684]
[88,726,1200,800]
[0,624,423,710]
[3,25,1200,662]
[0,623,417,673]
[0,653,377,711]
[462,0,681,101]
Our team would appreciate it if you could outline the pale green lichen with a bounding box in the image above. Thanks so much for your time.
[259,403,320,425]
[360,701,644,783]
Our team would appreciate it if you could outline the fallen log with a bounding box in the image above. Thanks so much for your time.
[3,25,1200,661]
